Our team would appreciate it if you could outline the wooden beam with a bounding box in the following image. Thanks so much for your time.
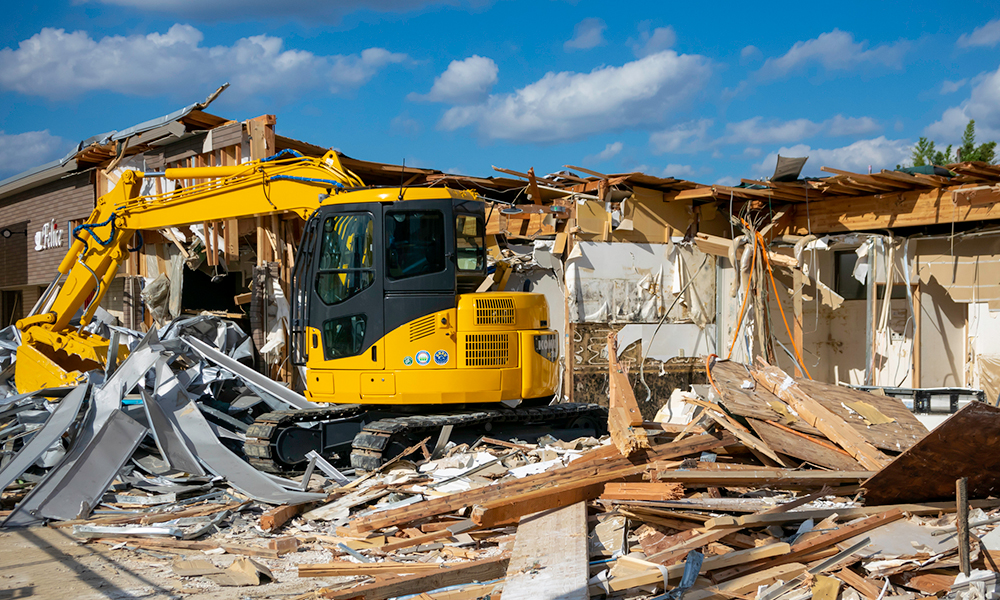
[650,468,872,488]
[503,502,589,600]
[527,168,543,205]
[564,164,609,179]
[784,186,1000,234]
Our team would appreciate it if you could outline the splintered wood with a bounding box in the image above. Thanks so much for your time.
[73,352,1000,600]
[607,330,650,456]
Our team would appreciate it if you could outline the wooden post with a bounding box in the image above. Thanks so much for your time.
[793,269,803,377]
[958,477,971,576]
[913,280,921,387]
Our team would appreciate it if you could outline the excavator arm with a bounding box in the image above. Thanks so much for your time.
[15,150,363,392]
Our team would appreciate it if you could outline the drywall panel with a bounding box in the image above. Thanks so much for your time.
[919,276,966,387]
[566,241,714,324]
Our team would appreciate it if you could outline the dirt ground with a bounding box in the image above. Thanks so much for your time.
[0,526,347,599]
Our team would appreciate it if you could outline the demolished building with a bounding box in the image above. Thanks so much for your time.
[2,95,1000,599]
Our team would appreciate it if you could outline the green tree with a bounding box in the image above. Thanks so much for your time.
[957,120,997,163]
[911,119,996,166]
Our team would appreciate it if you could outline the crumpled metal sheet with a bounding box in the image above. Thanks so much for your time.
[0,385,88,495]
[141,382,206,477]
[167,383,323,505]
[32,408,147,522]
[4,329,165,527]
[183,335,315,410]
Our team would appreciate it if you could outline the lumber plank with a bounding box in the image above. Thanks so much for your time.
[598,542,791,593]
[469,434,734,529]
[704,499,1000,529]
[686,563,808,600]
[602,482,685,502]
[323,554,511,600]
[714,508,905,581]
[837,567,882,600]
[751,364,892,470]
[298,561,443,578]
[351,433,731,534]
[651,469,873,489]
[503,502,589,600]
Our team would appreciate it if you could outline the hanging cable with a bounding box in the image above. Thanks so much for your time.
[757,231,812,379]
[727,230,757,359]
[638,254,711,404]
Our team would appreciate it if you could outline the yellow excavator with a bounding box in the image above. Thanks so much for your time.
[15,150,605,471]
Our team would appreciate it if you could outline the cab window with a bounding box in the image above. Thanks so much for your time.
[385,211,445,279]
[455,215,485,271]
[315,214,374,305]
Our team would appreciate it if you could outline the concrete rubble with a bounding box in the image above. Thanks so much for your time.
[0,318,994,600]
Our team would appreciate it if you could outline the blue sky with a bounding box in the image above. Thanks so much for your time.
[1,1,999,185]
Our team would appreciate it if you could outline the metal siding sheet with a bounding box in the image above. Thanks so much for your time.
[211,122,243,150]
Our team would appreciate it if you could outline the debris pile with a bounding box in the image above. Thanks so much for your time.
[0,325,998,599]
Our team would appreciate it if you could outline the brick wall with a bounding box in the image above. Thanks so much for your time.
[0,173,94,286]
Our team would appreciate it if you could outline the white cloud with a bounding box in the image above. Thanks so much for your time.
[827,115,881,136]
[632,25,676,58]
[81,0,472,21]
[0,25,407,100]
[742,147,762,158]
[649,119,713,154]
[714,176,739,186]
[725,117,824,144]
[740,45,762,64]
[926,65,1000,141]
[390,112,421,136]
[439,50,712,143]
[754,29,909,81]
[723,115,880,144]
[753,136,911,177]
[410,55,497,104]
[0,130,69,176]
[585,141,623,163]
[663,163,697,178]
[564,18,606,51]
[940,78,968,94]
[958,19,1000,48]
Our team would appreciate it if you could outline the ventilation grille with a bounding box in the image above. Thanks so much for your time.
[465,334,510,367]
[475,297,515,325]
[409,315,436,342]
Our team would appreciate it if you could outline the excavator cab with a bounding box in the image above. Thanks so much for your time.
[291,193,486,372]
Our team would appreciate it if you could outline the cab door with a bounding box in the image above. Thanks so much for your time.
[382,200,457,368]
[304,204,385,370]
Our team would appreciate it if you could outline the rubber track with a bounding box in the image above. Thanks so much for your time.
[350,403,608,472]
[244,405,365,474]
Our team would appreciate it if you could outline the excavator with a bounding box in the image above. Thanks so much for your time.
[14,150,606,472]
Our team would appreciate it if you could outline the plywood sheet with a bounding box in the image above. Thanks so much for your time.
[794,378,928,453]
[504,502,589,600]
[747,419,864,472]
[862,401,1000,505]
